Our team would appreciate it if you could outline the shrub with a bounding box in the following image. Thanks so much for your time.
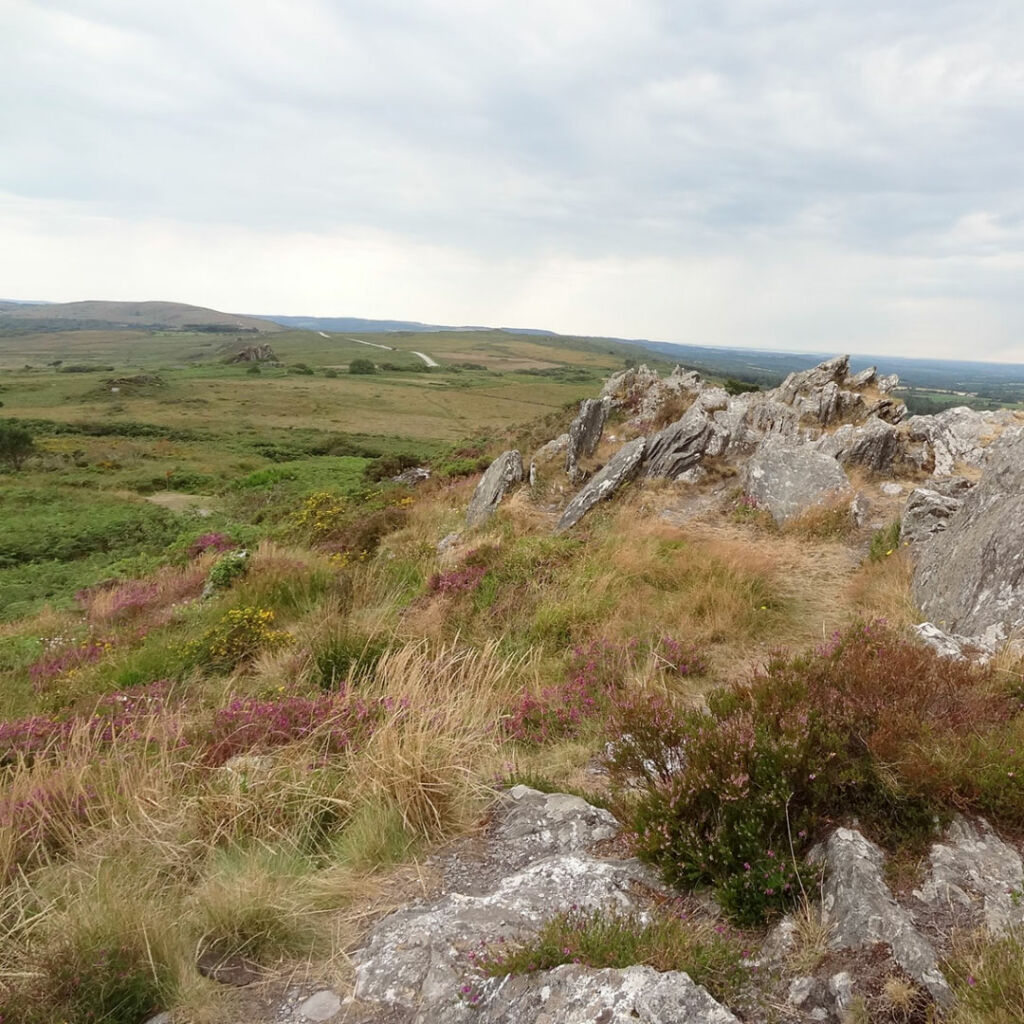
[349,358,377,374]
[0,420,36,470]
[187,607,293,673]
[187,531,235,558]
[612,622,1014,924]
[324,368,339,378]
[208,550,249,590]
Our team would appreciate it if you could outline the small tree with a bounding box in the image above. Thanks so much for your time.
[0,421,36,470]
[349,358,377,375]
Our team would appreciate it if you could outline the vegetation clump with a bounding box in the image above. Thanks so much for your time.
[611,621,1021,924]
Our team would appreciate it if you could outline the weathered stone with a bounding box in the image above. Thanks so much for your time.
[913,428,1024,641]
[555,437,646,532]
[466,451,523,527]
[868,397,907,424]
[846,366,877,388]
[744,438,852,524]
[912,622,994,662]
[437,531,462,556]
[392,466,431,486]
[816,828,951,1005]
[817,416,902,473]
[901,488,962,547]
[778,355,851,406]
[642,404,724,480]
[466,964,741,1024]
[352,853,658,1018]
[787,973,853,1021]
[913,816,1024,936]
[906,407,1009,477]
[881,482,904,497]
[877,373,900,394]
[297,989,344,1021]
[566,398,610,481]
[850,491,871,528]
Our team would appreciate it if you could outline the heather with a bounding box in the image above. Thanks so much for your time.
[612,621,1021,925]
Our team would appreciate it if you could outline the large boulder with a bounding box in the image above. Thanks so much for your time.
[466,451,524,527]
[601,364,704,427]
[641,403,727,480]
[555,437,646,532]
[816,829,951,1005]
[913,428,1024,641]
[743,438,852,524]
[817,416,902,473]
[565,398,610,482]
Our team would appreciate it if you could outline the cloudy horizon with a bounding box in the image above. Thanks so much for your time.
[4,1,1024,361]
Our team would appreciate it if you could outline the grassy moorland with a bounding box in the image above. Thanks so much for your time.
[2,329,1023,1022]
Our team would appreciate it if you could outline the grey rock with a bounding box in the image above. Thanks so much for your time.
[850,491,871,528]
[142,1015,174,1024]
[881,482,904,496]
[744,438,852,524]
[760,915,798,965]
[466,451,524,527]
[877,373,900,394]
[352,853,658,1019]
[437,531,462,555]
[817,828,951,1005]
[297,989,343,1021]
[566,398,610,481]
[555,437,646,532]
[740,394,803,444]
[392,466,431,486]
[642,404,725,480]
[817,416,902,473]
[778,355,851,407]
[906,406,1006,476]
[469,964,740,1024]
[846,366,877,388]
[914,816,1024,936]
[914,428,1024,639]
[912,622,994,662]
[868,397,907,424]
[901,488,963,547]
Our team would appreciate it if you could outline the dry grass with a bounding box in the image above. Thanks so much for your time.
[846,549,917,630]
[788,896,834,974]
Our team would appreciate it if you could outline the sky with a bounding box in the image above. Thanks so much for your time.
[3,1,1024,360]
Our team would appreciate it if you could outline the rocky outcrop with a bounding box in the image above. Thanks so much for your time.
[347,786,743,1024]
[912,622,994,662]
[817,828,952,1005]
[744,438,852,524]
[906,406,1016,477]
[555,437,646,532]
[817,416,902,473]
[601,364,703,426]
[228,343,277,363]
[901,487,963,547]
[466,451,524,527]
[914,816,1024,936]
[913,428,1024,641]
[565,398,610,482]
[466,965,740,1024]
[641,403,728,480]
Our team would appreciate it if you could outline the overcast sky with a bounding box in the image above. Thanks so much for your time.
[4,1,1024,360]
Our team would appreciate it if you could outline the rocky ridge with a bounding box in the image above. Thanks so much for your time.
[466,354,1024,652]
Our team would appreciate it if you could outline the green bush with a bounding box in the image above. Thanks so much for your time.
[312,631,390,689]
[349,358,377,375]
[869,520,902,562]
[208,551,249,590]
[611,622,1014,924]
[0,419,36,470]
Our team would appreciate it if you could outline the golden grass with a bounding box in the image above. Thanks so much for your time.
[846,549,917,630]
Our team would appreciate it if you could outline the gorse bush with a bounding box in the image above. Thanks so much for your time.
[208,550,249,589]
[613,622,1019,925]
[186,607,293,673]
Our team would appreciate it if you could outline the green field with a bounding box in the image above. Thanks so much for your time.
[0,324,667,619]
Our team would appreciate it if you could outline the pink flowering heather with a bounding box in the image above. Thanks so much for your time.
[188,531,236,558]
[199,690,392,766]
[428,565,487,596]
[28,638,113,691]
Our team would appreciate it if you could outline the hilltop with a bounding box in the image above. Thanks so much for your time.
[0,299,284,334]
[2,350,1024,1023]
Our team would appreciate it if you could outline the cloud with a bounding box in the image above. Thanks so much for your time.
[3,0,1024,359]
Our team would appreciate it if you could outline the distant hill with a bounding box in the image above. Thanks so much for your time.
[0,300,283,334]
[260,314,483,334]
